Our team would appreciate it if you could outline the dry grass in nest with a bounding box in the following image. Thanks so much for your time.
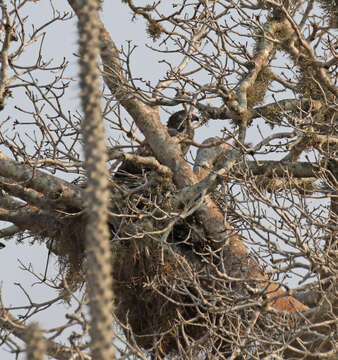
[112,235,210,357]
[38,214,86,288]
[111,233,263,358]
[110,185,247,357]
[111,213,256,358]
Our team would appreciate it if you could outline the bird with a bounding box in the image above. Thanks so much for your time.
[167,110,199,155]
[114,110,199,181]
[167,110,199,133]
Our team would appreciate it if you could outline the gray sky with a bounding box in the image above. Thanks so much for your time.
[0,2,198,358]
[0,1,329,359]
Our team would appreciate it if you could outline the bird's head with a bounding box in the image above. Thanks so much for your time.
[167,110,199,133]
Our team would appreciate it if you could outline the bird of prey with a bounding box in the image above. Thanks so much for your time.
[114,110,199,180]
[167,110,198,133]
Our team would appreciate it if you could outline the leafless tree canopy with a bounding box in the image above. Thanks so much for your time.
[0,0,337,359]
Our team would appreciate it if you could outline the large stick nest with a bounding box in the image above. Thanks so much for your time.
[112,236,208,356]
[36,172,311,358]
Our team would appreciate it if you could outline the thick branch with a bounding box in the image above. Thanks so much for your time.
[0,152,84,210]
[0,196,61,236]
[253,98,324,119]
[236,160,319,179]
[0,306,90,360]
[109,149,173,177]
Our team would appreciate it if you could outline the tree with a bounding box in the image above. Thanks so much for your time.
[0,0,337,359]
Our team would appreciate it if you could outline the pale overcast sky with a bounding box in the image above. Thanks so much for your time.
[0,2,325,359]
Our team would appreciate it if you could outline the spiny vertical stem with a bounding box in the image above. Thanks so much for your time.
[328,160,337,282]
[77,1,115,359]
[26,323,46,360]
